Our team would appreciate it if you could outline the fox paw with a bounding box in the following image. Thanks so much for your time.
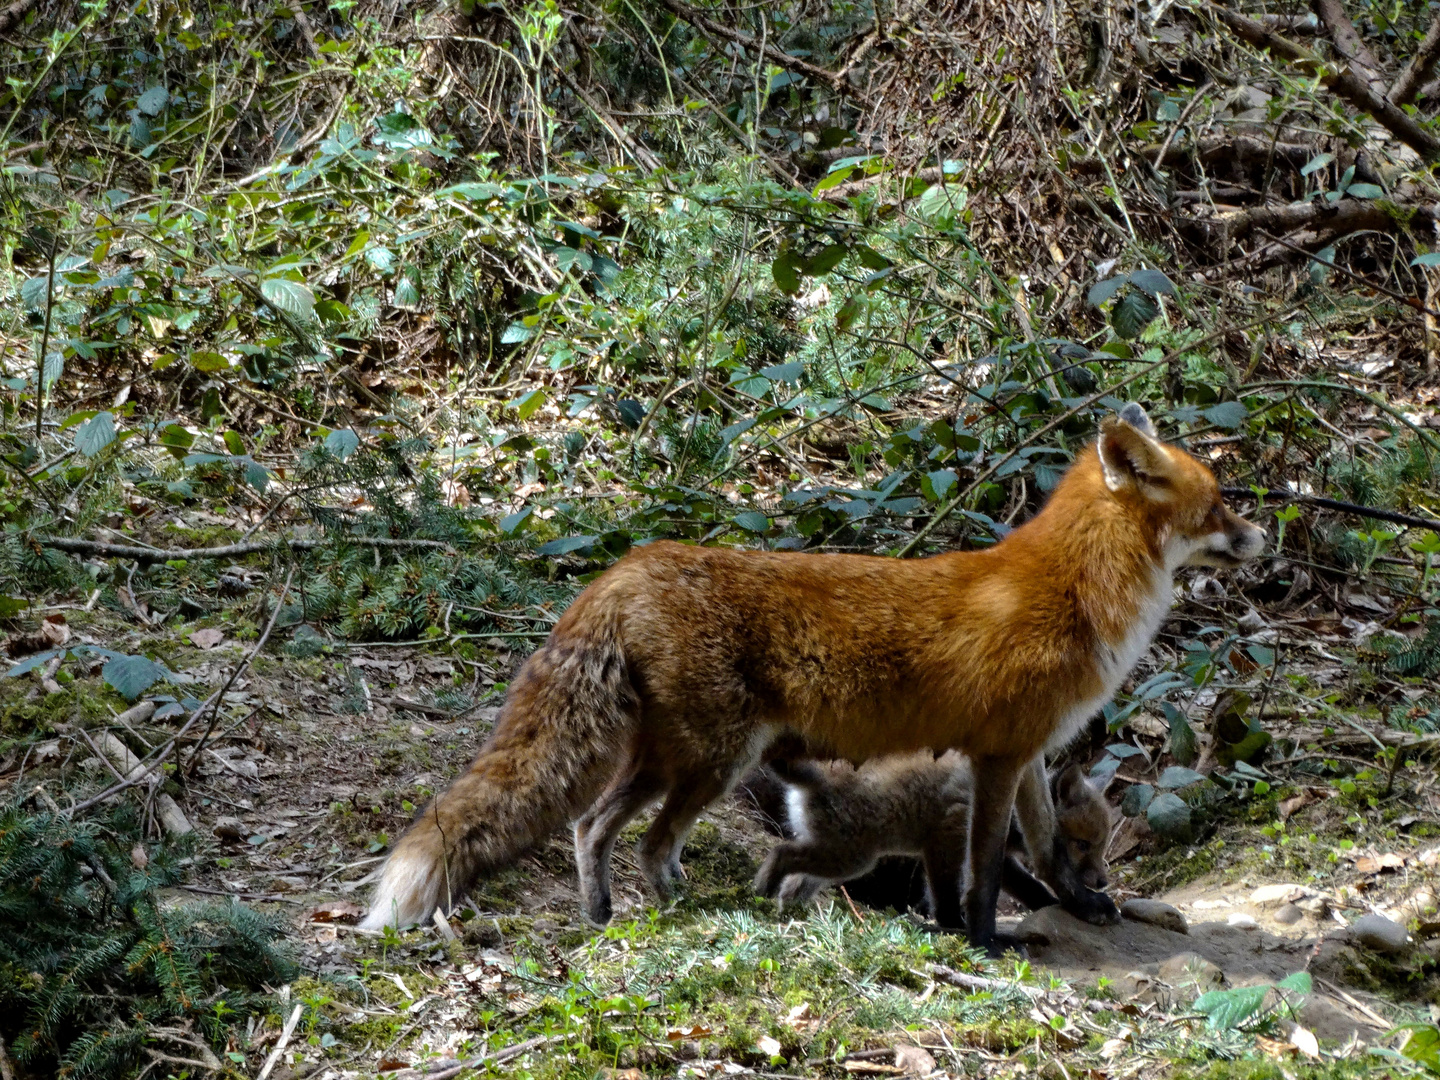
[1064,888,1120,926]
[977,931,1028,959]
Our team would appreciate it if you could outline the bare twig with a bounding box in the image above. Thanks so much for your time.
[36,534,454,564]
[66,569,295,817]
[1220,487,1440,532]
[656,0,867,103]
[385,1034,567,1080]
[1311,0,1387,95]
[256,1003,305,1080]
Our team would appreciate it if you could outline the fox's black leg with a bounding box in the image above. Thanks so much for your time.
[965,757,1024,956]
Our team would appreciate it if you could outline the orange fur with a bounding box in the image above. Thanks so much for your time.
[362,409,1265,950]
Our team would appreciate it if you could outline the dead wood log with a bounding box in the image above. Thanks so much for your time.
[1213,5,1440,162]
[1390,10,1440,106]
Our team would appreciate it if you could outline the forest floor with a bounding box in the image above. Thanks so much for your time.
[5,571,1438,1080]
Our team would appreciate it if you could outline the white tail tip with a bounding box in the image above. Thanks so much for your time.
[358,847,442,931]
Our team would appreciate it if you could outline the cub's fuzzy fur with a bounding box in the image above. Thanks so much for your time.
[748,755,1116,926]
[362,406,1264,952]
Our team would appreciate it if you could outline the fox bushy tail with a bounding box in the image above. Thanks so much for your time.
[361,599,637,930]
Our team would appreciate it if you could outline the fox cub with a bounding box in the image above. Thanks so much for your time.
[363,404,1264,953]
[750,755,1116,926]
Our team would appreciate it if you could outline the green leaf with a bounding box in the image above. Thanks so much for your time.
[1276,971,1312,995]
[1146,791,1192,840]
[1168,711,1198,766]
[1399,1024,1440,1070]
[393,276,420,306]
[1412,253,1440,268]
[260,277,315,321]
[74,411,117,458]
[1300,151,1334,176]
[160,424,194,459]
[20,274,50,311]
[1157,765,1206,790]
[315,299,352,323]
[1128,269,1177,298]
[1202,401,1249,429]
[537,535,597,556]
[772,251,804,294]
[1346,182,1384,199]
[1111,291,1159,339]
[1193,984,1269,1029]
[1087,275,1129,307]
[835,296,864,330]
[813,165,855,193]
[499,507,533,535]
[500,322,532,344]
[136,86,168,116]
[189,350,231,372]
[6,649,64,677]
[324,429,359,459]
[760,362,804,383]
[222,430,245,456]
[1121,783,1154,817]
[511,388,548,420]
[0,596,28,617]
[926,469,957,502]
[243,459,269,492]
[103,654,167,701]
[343,231,371,260]
[805,243,848,275]
[855,246,890,270]
[733,511,770,533]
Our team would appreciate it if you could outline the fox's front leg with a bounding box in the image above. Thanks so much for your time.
[965,757,1025,956]
[1013,758,1119,926]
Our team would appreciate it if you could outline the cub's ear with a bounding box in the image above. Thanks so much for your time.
[1118,402,1156,437]
[1054,763,1090,802]
[1098,414,1173,494]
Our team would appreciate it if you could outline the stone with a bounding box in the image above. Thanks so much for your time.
[1350,913,1410,955]
[1273,903,1304,926]
[1297,896,1328,917]
[212,816,245,841]
[1157,952,1225,990]
[1227,913,1258,930]
[1122,898,1188,934]
[1250,883,1305,906]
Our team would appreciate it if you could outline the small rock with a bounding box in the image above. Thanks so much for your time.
[1158,952,1225,989]
[1274,903,1304,926]
[893,1045,936,1075]
[1237,609,1267,634]
[1122,898,1188,934]
[1251,883,1305,906]
[1227,912,1258,930]
[212,816,245,841]
[1351,913,1410,955]
[1297,895,1329,917]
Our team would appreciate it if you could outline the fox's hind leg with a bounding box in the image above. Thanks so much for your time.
[574,765,667,926]
[635,773,731,901]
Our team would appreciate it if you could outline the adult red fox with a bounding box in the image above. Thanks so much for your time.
[361,405,1264,952]
[749,755,1117,926]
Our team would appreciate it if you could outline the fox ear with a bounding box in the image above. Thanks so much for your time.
[1118,402,1156,437]
[1055,763,1090,802]
[1098,415,1172,494]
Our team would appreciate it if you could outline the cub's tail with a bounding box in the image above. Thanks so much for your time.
[360,597,637,930]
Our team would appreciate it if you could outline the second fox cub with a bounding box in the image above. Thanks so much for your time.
[363,404,1265,953]
[751,755,1116,926]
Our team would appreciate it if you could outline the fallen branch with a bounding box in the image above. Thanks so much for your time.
[656,0,867,103]
[386,1034,567,1080]
[256,1003,304,1080]
[1183,196,1438,254]
[928,963,1043,998]
[1311,0,1387,96]
[90,729,193,836]
[1212,4,1440,161]
[36,534,455,564]
[1390,10,1440,106]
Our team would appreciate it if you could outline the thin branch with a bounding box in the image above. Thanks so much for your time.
[1212,4,1440,161]
[1221,488,1440,531]
[66,569,295,817]
[1390,10,1440,106]
[36,534,455,564]
[656,0,868,104]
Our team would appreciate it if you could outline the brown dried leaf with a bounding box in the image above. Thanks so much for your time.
[189,627,225,650]
[309,900,363,923]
